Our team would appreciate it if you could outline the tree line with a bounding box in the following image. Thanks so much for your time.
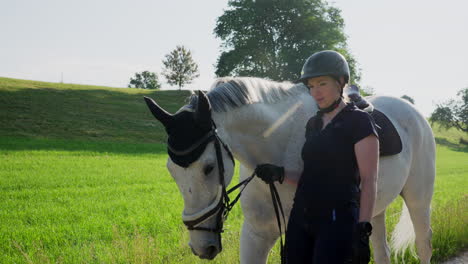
[127,0,467,135]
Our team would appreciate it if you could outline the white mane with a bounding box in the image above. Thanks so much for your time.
[186,77,308,112]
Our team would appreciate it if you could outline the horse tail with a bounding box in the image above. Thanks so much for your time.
[390,202,417,261]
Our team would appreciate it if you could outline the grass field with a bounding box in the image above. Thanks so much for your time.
[0,77,467,263]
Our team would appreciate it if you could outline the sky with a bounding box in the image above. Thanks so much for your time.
[1,0,467,117]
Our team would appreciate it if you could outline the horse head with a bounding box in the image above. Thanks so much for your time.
[144,91,235,260]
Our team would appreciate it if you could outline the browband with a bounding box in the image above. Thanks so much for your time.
[168,130,216,156]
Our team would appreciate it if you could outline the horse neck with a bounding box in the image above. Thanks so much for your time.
[212,93,315,170]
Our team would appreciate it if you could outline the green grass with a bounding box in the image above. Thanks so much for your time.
[1,137,466,264]
[0,77,191,144]
[0,137,245,264]
[0,77,467,263]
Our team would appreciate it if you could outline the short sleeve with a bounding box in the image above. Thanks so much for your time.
[305,116,322,137]
[350,111,379,144]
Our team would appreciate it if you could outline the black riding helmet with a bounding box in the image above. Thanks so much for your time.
[296,50,350,86]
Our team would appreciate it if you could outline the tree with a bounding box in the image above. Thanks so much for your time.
[401,95,415,104]
[162,45,200,90]
[430,87,468,133]
[128,71,160,89]
[214,0,360,83]
[361,85,375,96]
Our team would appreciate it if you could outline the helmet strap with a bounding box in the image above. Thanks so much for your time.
[332,77,346,98]
[318,97,342,114]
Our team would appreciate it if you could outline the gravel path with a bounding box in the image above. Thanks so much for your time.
[441,251,468,264]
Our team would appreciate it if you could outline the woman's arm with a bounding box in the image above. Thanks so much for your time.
[283,170,302,186]
[355,134,379,222]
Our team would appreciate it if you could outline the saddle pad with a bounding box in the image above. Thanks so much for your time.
[371,109,403,156]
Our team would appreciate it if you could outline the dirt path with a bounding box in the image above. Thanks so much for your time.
[441,251,468,264]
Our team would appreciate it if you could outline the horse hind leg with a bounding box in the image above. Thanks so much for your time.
[370,210,391,264]
[400,192,433,264]
[397,142,435,264]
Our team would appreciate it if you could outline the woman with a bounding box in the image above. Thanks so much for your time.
[256,50,379,263]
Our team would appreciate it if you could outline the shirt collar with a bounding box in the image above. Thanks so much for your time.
[342,102,358,112]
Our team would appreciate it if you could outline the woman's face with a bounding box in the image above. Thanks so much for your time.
[307,76,342,109]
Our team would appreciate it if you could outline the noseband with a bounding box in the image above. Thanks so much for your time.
[171,123,254,236]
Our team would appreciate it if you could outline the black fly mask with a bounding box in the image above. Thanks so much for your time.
[144,91,216,168]
[165,110,212,168]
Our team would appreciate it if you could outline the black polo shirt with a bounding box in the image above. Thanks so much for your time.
[294,102,378,211]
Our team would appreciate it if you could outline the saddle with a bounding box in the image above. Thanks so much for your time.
[345,85,402,156]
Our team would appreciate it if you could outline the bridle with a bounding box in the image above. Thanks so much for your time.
[145,94,286,262]
[169,123,255,239]
[169,122,286,263]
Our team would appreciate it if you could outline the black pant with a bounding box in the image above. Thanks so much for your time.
[285,203,359,264]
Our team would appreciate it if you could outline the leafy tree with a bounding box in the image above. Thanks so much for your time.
[430,87,468,133]
[361,85,375,96]
[214,0,360,82]
[162,45,200,90]
[401,95,415,104]
[128,71,160,89]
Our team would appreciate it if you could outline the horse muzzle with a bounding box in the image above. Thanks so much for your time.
[189,241,221,260]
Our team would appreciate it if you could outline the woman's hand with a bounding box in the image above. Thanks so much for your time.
[255,164,285,184]
[353,221,373,264]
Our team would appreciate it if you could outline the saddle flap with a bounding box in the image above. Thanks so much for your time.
[371,109,403,156]
[345,84,403,157]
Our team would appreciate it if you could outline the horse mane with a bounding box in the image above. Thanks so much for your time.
[185,77,308,112]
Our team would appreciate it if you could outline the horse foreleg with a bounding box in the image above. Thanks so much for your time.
[370,210,391,264]
[240,220,278,264]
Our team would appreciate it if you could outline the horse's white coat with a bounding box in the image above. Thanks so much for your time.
[164,78,435,264]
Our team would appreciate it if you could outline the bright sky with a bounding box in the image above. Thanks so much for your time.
[1,0,467,117]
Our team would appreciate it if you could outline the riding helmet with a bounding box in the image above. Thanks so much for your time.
[297,50,350,85]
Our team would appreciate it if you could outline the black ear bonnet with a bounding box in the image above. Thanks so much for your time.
[166,109,213,168]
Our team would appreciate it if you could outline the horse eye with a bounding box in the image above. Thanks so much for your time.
[204,164,215,175]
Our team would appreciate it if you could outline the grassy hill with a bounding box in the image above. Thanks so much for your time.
[0,77,191,144]
[1,76,466,145]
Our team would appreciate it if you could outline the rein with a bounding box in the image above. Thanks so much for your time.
[176,123,286,263]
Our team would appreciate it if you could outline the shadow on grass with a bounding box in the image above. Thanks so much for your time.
[0,136,167,155]
[435,137,468,153]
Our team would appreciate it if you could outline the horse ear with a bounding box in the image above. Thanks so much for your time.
[144,96,173,127]
[195,90,212,128]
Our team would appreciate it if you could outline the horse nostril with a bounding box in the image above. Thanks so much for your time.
[189,242,220,260]
[206,245,218,259]
[207,245,216,254]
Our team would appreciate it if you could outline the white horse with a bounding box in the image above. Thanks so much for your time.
[144,77,435,264]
